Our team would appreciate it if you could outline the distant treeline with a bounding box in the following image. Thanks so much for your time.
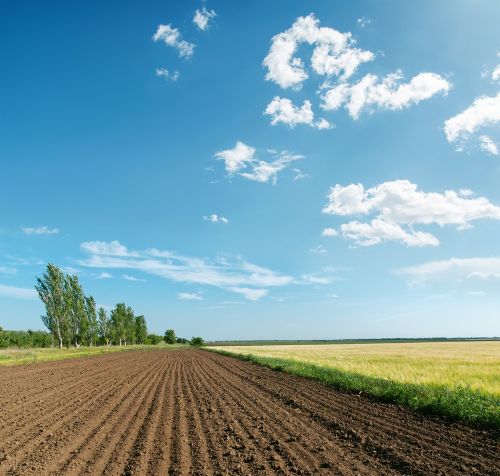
[207,337,500,346]
[0,327,164,349]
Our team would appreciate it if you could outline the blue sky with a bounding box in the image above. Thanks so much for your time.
[1,0,500,339]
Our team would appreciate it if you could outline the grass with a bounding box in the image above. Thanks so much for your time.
[209,341,500,429]
[0,342,188,366]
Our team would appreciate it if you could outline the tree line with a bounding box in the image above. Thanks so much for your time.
[34,263,157,349]
[0,263,205,350]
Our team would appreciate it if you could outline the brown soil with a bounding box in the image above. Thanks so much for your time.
[0,349,497,475]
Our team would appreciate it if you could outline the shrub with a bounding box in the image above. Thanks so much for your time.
[190,336,204,347]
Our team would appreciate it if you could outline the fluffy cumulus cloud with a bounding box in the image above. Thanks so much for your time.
[193,7,216,31]
[155,68,179,81]
[203,214,229,224]
[264,97,332,129]
[214,141,304,185]
[78,241,294,301]
[321,71,450,119]
[322,180,500,247]
[397,257,500,285]
[152,24,195,59]
[262,14,450,127]
[444,92,500,150]
[22,226,59,235]
[263,14,374,90]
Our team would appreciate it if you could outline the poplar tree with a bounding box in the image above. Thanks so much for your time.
[110,303,127,345]
[85,296,98,347]
[134,315,147,345]
[35,263,68,349]
[98,307,111,345]
[65,274,88,348]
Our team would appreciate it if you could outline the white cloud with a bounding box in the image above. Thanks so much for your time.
[321,71,450,119]
[152,24,195,59]
[122,274,146,282]
[79,241,293,300]
[81,240,135,257]
[292,168,309,181]
[22,226,59,235]
[323,180,500,247]
[465,291,486,297]
[0,266,17,275]
[263,14,449,125]
[215,141,256,174]
[479,135,498,155]
[322,227,338,237]
[357,17,371,28]
[178,291,203,300]
[203,214,229,224]
[397,257,500,285]
[155,68,179,81]
[444,92,500,147]
[264,96,333,129]
[492,64,500,82]
[263,14,374,90]
[327,293,339,299]
[215,142,304,185]
[227,287,268,301]
[96,272,112,279]
[310,245,327,254]
[240,152,304,184]
[0,283,37,300]
[193,7,216,31]
[340,219,439,247]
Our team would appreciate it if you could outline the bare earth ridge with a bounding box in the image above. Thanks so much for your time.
[0,349,498,475]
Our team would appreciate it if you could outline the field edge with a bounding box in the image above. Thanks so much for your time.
[206,348,500,430]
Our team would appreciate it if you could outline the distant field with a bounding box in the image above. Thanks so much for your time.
[211,341,500,427]
[0,343,187,366]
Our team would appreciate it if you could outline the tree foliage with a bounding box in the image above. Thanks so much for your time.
[32,264,152,349]
[190,336,204,347]
[164,329,176,344]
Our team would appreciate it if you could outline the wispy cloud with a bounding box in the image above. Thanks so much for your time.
[0,283,37,300]
[152,24,195,59]
[155,68,180,81]
[215,141,304,185]
[203,214,229,224]
[178,291,203,301]
[397,257,500,285]
[122,274,146,282]
[22,226,59,235]
[78,241,293,300]
[96,272,112,279]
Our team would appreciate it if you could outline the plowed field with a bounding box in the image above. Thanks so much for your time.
[0,349,497,475]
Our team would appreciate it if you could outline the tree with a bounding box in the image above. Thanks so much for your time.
[35,263,69,349]
[146,333,162,345]
[176,337,189,344]
[65,274,88,348]
[134,315,147,345]
[98,307,111,345]
[164,329,176,344]
[85,296,98,347]
[0,326,9,348]
[110,303,127,345]
[190,337,204,347]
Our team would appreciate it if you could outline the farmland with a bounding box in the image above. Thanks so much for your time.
[0,343,187,367]
[211,341,500,427]
[0,348,498,475]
